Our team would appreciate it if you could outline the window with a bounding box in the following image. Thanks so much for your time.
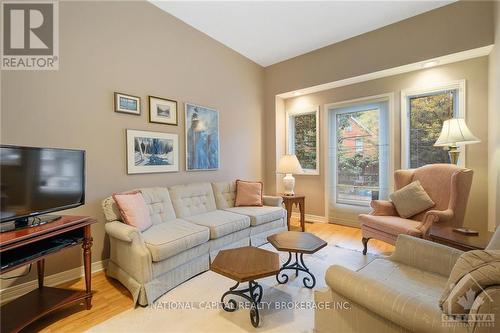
[355,138,363,152]
[401,80,465,168]
[328,96,391,208]
[286,106,319,174]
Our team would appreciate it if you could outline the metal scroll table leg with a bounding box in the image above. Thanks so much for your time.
[275,252,316,289]
[220,280,263,327]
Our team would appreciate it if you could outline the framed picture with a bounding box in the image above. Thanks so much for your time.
[185,103,220,171]
[126,129,179,174]
[149,96,178,125]
[114,92,141,115]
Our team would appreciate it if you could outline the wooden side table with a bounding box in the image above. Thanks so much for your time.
[281,194,305,231]
[428,224,492,251]
[0,216,96,333]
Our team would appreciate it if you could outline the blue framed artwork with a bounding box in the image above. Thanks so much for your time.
[126,129,179,174]
[114,92,141,115]
[185,103,220,171]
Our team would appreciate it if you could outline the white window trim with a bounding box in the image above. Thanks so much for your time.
[401,79,466,169]
[323,93,395,217]
[285,105,320,175]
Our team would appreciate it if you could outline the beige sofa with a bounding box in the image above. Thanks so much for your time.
[102,181,286,306]
[315,232,500,333]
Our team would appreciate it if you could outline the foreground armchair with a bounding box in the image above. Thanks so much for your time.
[360,164,473,254]
[315,229,500,333]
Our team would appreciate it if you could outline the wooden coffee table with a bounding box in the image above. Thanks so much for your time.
[267,231,327,289]
[211,246,279,327]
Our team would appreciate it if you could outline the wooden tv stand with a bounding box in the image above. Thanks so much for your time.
[0,215,96,333]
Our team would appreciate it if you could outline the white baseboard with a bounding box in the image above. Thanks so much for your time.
[291,212,328,223]
[291,212,360,228]
[0,259,108,304]
[329,217,360,228]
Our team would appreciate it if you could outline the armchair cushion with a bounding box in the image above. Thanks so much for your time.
[439,250,500,315]
[359,214,422,237]
[389,180,435,218]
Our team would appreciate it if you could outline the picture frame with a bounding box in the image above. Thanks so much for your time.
[114,92,141,115]
[185,103,220,171]
[149,96,178,125]
[126,129,179,174]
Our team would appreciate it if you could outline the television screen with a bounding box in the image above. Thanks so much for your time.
[0,146,85,222]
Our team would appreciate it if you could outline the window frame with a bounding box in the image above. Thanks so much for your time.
[400,79,466,169]
[324,93,395,215]
[285,105,320,175]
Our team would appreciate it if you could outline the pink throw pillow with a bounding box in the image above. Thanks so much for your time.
[112,191,152,232]
[235,180,263,207]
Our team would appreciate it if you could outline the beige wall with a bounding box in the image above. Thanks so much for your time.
[0,1,264,286]
[264,1,495,195]
[283,57,489,231]
[488,1,500,230]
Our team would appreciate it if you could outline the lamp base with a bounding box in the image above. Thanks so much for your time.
[446,145,460,165]
[283,174,296,196]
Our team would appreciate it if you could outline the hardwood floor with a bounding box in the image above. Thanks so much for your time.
[21,220,394,332]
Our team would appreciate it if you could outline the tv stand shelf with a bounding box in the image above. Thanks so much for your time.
[0,215,96,333]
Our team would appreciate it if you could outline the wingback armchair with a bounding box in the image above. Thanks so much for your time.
[359,164,473,255]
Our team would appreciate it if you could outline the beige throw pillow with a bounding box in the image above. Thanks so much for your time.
[439,250,500,315]
[389,180,434,218]
[235,180,263,207]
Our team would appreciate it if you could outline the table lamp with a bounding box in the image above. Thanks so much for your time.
[277,154,303,196]
[434,118,480,165]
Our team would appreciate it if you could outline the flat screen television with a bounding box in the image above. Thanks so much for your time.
[0,145,85,227]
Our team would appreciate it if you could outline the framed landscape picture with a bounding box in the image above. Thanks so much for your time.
[185,103,220,171]
[149,96,178,125]
[126,129,179,174]
[114,92,141,115]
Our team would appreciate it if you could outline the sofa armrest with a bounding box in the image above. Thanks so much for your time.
[370,200,398,216]
[105,221,143,243]
[105,221,152,284]
[390,234,463,277]
[468,286,500,332]
[325,265,443,333]
[263,195,283,207]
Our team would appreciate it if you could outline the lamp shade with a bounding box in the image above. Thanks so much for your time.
[277,154,303,174]
[434,118,480,147]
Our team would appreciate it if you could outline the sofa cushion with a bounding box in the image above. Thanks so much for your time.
[183,210,250,239]
[142,219,210,262]
[140,187,177,224]
[439,250,500,315]
[102,187,177,225]
[359,214,422,237]
[389,180,435,218]
[235,180,263,207]
[225,206,285,226]
[355,258,448,302]
[112,191,152,232]
[168,183,217,218]
[211,181,236,209]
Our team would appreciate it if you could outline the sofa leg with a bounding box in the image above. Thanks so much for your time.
[362,237,370,255]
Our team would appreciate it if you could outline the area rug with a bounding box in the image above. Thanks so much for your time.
[87,244,380,333]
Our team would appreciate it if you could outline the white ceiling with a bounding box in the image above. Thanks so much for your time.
[151,1,455,67]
